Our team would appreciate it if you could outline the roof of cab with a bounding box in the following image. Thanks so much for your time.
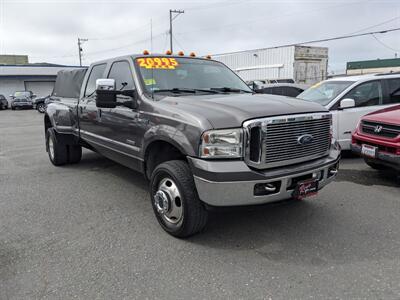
[89,54,210,66]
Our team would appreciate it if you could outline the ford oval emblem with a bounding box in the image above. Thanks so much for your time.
[297,134,314,145]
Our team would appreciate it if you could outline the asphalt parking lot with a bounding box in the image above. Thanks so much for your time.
[1,110,400,299]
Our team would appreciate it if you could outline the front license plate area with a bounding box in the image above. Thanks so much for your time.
[293,179,319,200]
[361,144,377,158]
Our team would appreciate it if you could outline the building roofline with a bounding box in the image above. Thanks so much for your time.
[211,45,328,57]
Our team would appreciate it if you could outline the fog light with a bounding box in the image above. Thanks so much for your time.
[328,163,339,177]
[254,181,281,196]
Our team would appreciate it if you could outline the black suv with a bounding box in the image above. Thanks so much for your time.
[0,95,8,110]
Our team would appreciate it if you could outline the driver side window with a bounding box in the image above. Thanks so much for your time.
[107,61,135,91]
[107,61,136,107]
[344,81,382,107]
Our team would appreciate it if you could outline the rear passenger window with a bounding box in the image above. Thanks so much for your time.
[344,81,382,107]
[385,78,400,104]
[84,64,106,97]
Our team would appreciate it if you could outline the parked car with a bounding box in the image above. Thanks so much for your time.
[297,73,400,150]
[10,90,36,101]
[44,54,340,237]
[255,83,308,97]
[0,94,8,110]
[33,95,51,113]
[351,105,400,173]
[11,96,33,110]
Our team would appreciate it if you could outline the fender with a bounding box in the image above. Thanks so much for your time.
[45,100,79,136]
[143,124,199,158]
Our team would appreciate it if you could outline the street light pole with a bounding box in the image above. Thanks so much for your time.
[169,9,184,53]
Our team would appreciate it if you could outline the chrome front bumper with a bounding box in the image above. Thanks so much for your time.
[189,148,340,207]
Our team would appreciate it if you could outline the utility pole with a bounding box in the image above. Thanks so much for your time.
[77,37,88,66]
[169,9,184,53]
[150,19,153,53]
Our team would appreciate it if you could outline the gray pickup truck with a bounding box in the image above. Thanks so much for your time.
[45,54,340,237]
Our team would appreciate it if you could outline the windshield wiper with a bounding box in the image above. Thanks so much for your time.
[210,87,253,93]
[153,88,220,94]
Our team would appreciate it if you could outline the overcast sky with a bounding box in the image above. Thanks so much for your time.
[0,0,399,73]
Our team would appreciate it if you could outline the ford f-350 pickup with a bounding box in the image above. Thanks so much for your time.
[45,53,341,237]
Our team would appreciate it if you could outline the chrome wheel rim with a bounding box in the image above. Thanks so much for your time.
[154,177,183,225]
[48,137,55,160]
[38,104,45,112]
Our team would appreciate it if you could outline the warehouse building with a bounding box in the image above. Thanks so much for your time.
[346,58,400,75]
[0,55,84,105]
[212,45,328,84]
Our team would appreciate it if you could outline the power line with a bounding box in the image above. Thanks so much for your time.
[176,0,369,36]
[371,34,400,52]
[212,27,400,56]
[172,35,186,52]
[186,0,249,11]
[83,32,165,56]
[348,16,400,35]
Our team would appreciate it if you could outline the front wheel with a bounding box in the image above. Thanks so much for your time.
[150,160,208,238]
[37,103,46,113]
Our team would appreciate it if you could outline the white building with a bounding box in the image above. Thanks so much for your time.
[0,63,85,104]
[212,45,328,84]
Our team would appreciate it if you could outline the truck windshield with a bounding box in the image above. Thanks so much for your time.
[14,91,31,97]
[297,80,354,106]
[135,57,252,95]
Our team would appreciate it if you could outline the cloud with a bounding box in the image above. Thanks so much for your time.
[0,0,399,72]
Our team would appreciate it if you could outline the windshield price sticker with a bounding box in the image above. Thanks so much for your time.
[137,57,179,69]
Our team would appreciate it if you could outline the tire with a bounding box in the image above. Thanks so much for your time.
[150,160,208,238]
[68,145,82,164]
[46,128,68,166]
[11,107,15,110]
[364,158,388,170]
[37,103,46,113]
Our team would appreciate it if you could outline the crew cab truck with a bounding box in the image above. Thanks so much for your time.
[44,54,341,237]
[351,105,400,174]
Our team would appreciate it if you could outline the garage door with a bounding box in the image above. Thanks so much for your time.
[24,81,55,98]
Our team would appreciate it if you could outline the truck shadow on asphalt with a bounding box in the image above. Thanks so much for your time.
[69,151,149,189]
[189,199,400,266]
[335,168,399,187]
[66,152,400,266]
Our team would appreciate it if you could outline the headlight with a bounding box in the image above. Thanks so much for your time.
[200,128,243,158]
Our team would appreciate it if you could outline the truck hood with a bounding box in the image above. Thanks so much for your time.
[363,104,400,125]
[159,93,328,128]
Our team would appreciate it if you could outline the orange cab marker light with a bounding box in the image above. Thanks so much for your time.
[165,50,172,55]
[178,51,185,56]
[205,55,212,59]
[190,52,196,57]
[143,50,150,55]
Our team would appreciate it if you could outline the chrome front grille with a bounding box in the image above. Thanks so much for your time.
[244,113,332,169]
[361,121,400,139]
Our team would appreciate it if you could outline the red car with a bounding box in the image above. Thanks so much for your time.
[351,105,400,173]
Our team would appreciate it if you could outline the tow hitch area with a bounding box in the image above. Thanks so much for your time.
[292,179,319,200]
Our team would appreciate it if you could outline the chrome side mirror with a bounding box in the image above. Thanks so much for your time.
[339,98,355,109]
[96,78,115,91]
[95,78,117,108]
